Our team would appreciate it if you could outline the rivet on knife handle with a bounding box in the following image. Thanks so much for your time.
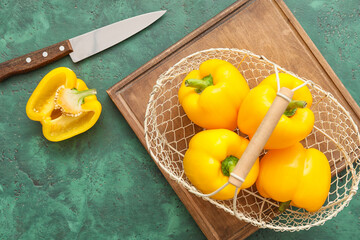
[0,40,73,82]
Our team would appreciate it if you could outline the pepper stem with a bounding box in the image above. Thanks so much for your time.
[55,86,97,115]
[279,200,292,212]
[221,155,239,177]
[185,74,213,93]
[71,88,97,105]
[283,100,307,117]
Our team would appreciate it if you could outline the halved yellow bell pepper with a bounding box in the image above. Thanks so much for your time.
[256,142,331,212]
[178,59,250,130]
[26,67,102,142]
[237,73,314,149]
[183,129,259,200]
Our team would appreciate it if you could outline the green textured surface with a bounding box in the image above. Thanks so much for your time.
[0,0,359,239]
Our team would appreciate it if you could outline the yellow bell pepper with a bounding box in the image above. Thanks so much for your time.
[183,129,259,200]
[178,59,250,130]
[256,142,331,212]
[26,67,102,142]
[237,73,314,149]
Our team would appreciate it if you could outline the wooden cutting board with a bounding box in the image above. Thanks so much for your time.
[107,0,360,239]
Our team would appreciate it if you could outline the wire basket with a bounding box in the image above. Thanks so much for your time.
[144,48,360,231]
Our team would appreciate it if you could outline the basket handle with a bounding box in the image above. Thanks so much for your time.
[228,87,294,187]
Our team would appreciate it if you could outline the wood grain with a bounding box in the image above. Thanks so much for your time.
[107,0,360,239]
[0,40,72,82]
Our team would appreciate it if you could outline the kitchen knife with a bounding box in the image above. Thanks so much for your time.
[0,10,166,82]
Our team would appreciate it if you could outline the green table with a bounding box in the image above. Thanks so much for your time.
[0,0,359,239]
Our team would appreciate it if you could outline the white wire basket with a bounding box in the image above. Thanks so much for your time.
[144,48,360,231]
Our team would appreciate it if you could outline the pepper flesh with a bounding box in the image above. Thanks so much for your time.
[26,67,102,142]
[183,129,259,200]
[256,142,331,212]
[237,73,314,149]
[178,59,250,130]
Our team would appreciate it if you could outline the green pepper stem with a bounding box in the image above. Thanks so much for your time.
[221,155,239,177]
[71,88,97,104]
[279,200,292,212]
[283,100,307,117]
[54,86,97,115]
[185,74,213,93]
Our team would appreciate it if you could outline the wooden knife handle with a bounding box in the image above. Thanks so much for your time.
[0,40,73,82]
[228,87,294,188]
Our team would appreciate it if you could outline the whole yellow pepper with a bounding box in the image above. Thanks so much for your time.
[183,129,259,200]
[178,59,249,130]
[256,142,331,212]
[237,73,314,149]
[26,67,102,142]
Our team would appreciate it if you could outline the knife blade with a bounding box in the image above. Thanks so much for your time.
[0,10,166,82]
